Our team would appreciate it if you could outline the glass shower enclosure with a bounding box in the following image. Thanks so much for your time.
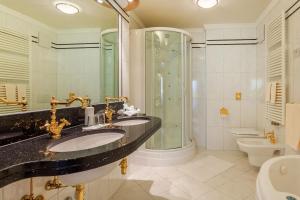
[100,29,119,101]
[145,29,192,150]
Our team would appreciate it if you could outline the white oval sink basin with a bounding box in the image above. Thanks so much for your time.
[257,155,300,200]
[113,119,149,126]
[49,132,124,153]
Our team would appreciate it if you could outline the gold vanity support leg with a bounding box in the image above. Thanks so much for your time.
[21,178,45,200]
[74,184,85,200]
[119,158,128,175]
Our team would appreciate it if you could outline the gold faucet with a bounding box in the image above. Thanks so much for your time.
[0,96,27,111]
[266,131,277,144]
[65,92,90,108]
[42,93,90,139]
[104,96,128,126]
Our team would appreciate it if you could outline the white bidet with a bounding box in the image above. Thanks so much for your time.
[237,138,284,167]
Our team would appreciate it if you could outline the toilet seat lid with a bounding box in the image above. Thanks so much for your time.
[230,128,263,136]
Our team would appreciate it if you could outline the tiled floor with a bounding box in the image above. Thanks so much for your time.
[110,150,259,200]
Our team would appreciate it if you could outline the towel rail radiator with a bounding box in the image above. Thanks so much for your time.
[0,27,30,114]
[265,13,286,125]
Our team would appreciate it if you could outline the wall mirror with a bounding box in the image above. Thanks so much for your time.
[0,0,120,115]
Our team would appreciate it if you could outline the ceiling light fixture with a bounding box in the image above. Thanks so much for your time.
[55,2,80,14]
[193,0,218,8]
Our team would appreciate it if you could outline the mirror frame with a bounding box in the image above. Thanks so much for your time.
[107,0,130,97]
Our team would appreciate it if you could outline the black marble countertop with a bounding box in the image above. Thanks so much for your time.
[0,116,161,188]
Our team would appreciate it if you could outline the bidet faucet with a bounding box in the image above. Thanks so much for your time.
[265,131,277,144]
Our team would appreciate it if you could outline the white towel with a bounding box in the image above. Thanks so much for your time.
[286,104,300,151]
[270,82,277,104]
[123,109,140,117]
[265,82,272,102]
[17,84,26,101]
[4,84,16,100]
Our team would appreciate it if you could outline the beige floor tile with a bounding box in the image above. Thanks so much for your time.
[154,166,186,180]
[127,166,156,181]
[110,151,257,200]
[196,189,234,200]
[111,181,153,200]
[216,179,255,200]
[204,174,229,188]
[177,157,233,183]
[152,185,190,200]
[173,175,214,199]
[178,165,218,182]
[138,175,173,196]
[245,194,257,200]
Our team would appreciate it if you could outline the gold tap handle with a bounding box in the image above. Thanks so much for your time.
[60,118,71,126]
[40,120,50,131]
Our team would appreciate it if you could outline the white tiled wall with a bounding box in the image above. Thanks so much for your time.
[192,47,206,148]
[205,25,257,150]
[190,29,207,148]
[205,25,257,40]
[255,0,300,147]
[56,29,102,105]
[31,42,58,110]
[287,7,300,103]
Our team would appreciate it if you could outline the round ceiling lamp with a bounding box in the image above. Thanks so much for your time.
[55,1,80,14]
[193,0,218,8]
[95,0,139,11]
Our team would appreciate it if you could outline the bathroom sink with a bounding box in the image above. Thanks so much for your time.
[49,132,124,153]
[257,155,300,200]
[113,119,149,126]
[49,131,125,185]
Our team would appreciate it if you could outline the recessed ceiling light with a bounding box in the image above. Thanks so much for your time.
[194,0,218,8]
[55,2,80,14]
[96,0,104,3]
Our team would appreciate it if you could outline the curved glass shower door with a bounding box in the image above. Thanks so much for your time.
[100,31,119,101]
[145,30,184,150]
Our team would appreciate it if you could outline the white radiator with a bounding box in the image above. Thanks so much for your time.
[0,27,30,114]
[265,14,286,125]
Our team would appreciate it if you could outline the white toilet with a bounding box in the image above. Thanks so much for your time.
[230,128,264,139]
[237,138,284,167]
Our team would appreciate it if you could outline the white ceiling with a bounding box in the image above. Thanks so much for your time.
[133,0,272,28]
[0,0,118,29]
